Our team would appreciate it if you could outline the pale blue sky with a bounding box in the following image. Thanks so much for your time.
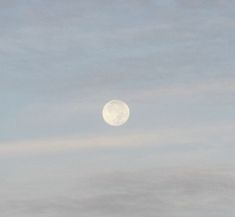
[0,0,235,216]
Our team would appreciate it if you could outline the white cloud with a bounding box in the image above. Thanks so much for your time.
[0,122,234,156]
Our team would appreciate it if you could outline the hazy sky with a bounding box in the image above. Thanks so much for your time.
[0,0,235,216]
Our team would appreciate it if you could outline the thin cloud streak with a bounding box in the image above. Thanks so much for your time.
[128,78,235,102]
[0,123,234,156]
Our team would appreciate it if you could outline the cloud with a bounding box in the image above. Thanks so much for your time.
[177,0,234,9]
[81,168,235,216]
[1,167,235,216]
[128,78,235,102]
[0,122,234,156]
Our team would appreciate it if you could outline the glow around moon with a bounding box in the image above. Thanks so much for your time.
[102,100,130,126]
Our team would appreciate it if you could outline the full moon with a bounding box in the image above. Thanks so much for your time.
[102,100,130,126]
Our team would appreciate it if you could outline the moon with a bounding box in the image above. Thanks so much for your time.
[102,100,130,126]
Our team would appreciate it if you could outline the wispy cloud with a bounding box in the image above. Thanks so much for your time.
[0,122,234,156]
[128,78,235,102]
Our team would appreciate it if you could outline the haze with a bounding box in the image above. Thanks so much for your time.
[0,0,235,216]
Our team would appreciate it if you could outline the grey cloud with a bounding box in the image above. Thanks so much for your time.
[1,168,235,217]
[85,169,235,216]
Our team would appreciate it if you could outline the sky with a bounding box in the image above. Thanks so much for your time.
[0,0,235,216]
